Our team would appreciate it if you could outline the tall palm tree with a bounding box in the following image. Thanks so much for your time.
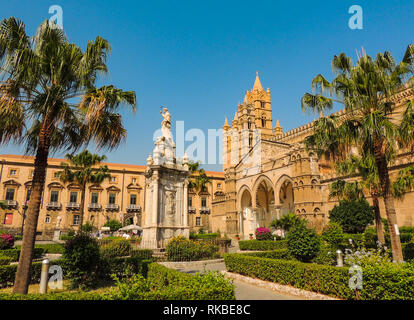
[188,161,212,193]
[332,155,385,244]
[0,18,136,293]
[301,47,414,262]
[58,150,111,229]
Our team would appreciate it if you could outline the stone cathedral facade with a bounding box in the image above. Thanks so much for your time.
[211,73,414,239]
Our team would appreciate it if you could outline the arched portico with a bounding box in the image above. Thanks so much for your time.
[252,175,276,230]
[275,175,295,218]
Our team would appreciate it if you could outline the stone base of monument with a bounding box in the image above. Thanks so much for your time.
[141,226,190,249]
[53,229,61,242]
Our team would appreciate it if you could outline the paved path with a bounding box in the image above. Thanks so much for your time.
[178,262,303,300]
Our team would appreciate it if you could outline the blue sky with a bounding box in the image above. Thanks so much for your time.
[1,0,413,171]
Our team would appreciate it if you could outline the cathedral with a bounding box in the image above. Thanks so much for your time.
[211,73,414,239]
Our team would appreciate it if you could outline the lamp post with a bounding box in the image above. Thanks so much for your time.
[39,258,50,294]
[336,249,344,267]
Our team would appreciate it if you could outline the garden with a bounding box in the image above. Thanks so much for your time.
[228,202,414,300]
[0,231,235,300]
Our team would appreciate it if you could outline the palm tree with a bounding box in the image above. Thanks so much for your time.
[188,161,212,193]
[58,150,111,229]
[301,47,414,262]
[331,155,385,244]
[0,18,136,293]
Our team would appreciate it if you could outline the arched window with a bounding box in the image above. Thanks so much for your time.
[261,115,266,127]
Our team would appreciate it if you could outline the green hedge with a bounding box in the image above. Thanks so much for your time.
[242,249,291,260]
[14,244,65,254]
[144,263,235,300]
[166,236,219,261]
[0,256,13,266]
[0,292,111,300]
[0,248,45,262]
[238,240,287,251]
[131,249,153,260]
[224,253,414,300]
[0,256,150,288]
[0,261,235,300]
[400,227,414,234]
[189,233,220,240]
[0,259,53,288]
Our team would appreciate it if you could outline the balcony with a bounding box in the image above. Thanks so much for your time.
[46,202,62,210]
[126,204,141,212]
[106,203,119,211]
[88,203,102,211]
[66,202,80,211]
[4,200,18,209]
[200,207,210,214]
[188,206,196,213]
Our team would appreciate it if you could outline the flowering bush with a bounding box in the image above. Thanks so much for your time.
[344,243,392,268]
[255,227,273,241]
[0,234,14,250]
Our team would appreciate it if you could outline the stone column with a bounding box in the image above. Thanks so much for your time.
[152,172,159,225]
[183,181,188,227]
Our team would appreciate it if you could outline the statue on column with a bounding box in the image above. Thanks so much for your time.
[160,107,172,139]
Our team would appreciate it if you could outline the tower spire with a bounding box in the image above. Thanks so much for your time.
[253,71,264,91]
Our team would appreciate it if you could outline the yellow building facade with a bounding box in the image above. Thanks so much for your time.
[0,154,224,239]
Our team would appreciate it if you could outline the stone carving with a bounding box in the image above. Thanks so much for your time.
[56,215,62,229]
[165,190,176,224]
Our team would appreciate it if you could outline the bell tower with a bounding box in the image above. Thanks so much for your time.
[244,72,273,137]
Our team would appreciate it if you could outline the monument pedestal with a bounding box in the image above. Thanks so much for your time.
[141,108,191,249]
[53,229,61,241]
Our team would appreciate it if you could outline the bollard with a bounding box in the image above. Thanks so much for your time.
[336,250,343,267]
[39,258,50,294]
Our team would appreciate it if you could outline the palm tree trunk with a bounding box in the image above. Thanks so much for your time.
[372,193,385,244]
[13,128,51,294]
[374,142,403,262]
[78,184,86,229]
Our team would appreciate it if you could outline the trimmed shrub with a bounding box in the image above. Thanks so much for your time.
[189,232,220,240]
[0,256,12,266]
[403,243,414,261]
[131,249,153,260]
[100,239,131,259]
[104,219,122,232]
[287,224,321,262]
[15,244,65,254]
[255,227,273,241]
[143,263,235,300]
[0,259,61,288]
[165,236,219,261]
[329,199,374,233]
[238,240,287,251]
[0,292,111,300]
[400,227,414,234]
[0,248,45,261]
[242,249,291,260]
[400,233,413,244]
[322,222,343,250]
[224,253,414,300]
[61,233,101,289]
